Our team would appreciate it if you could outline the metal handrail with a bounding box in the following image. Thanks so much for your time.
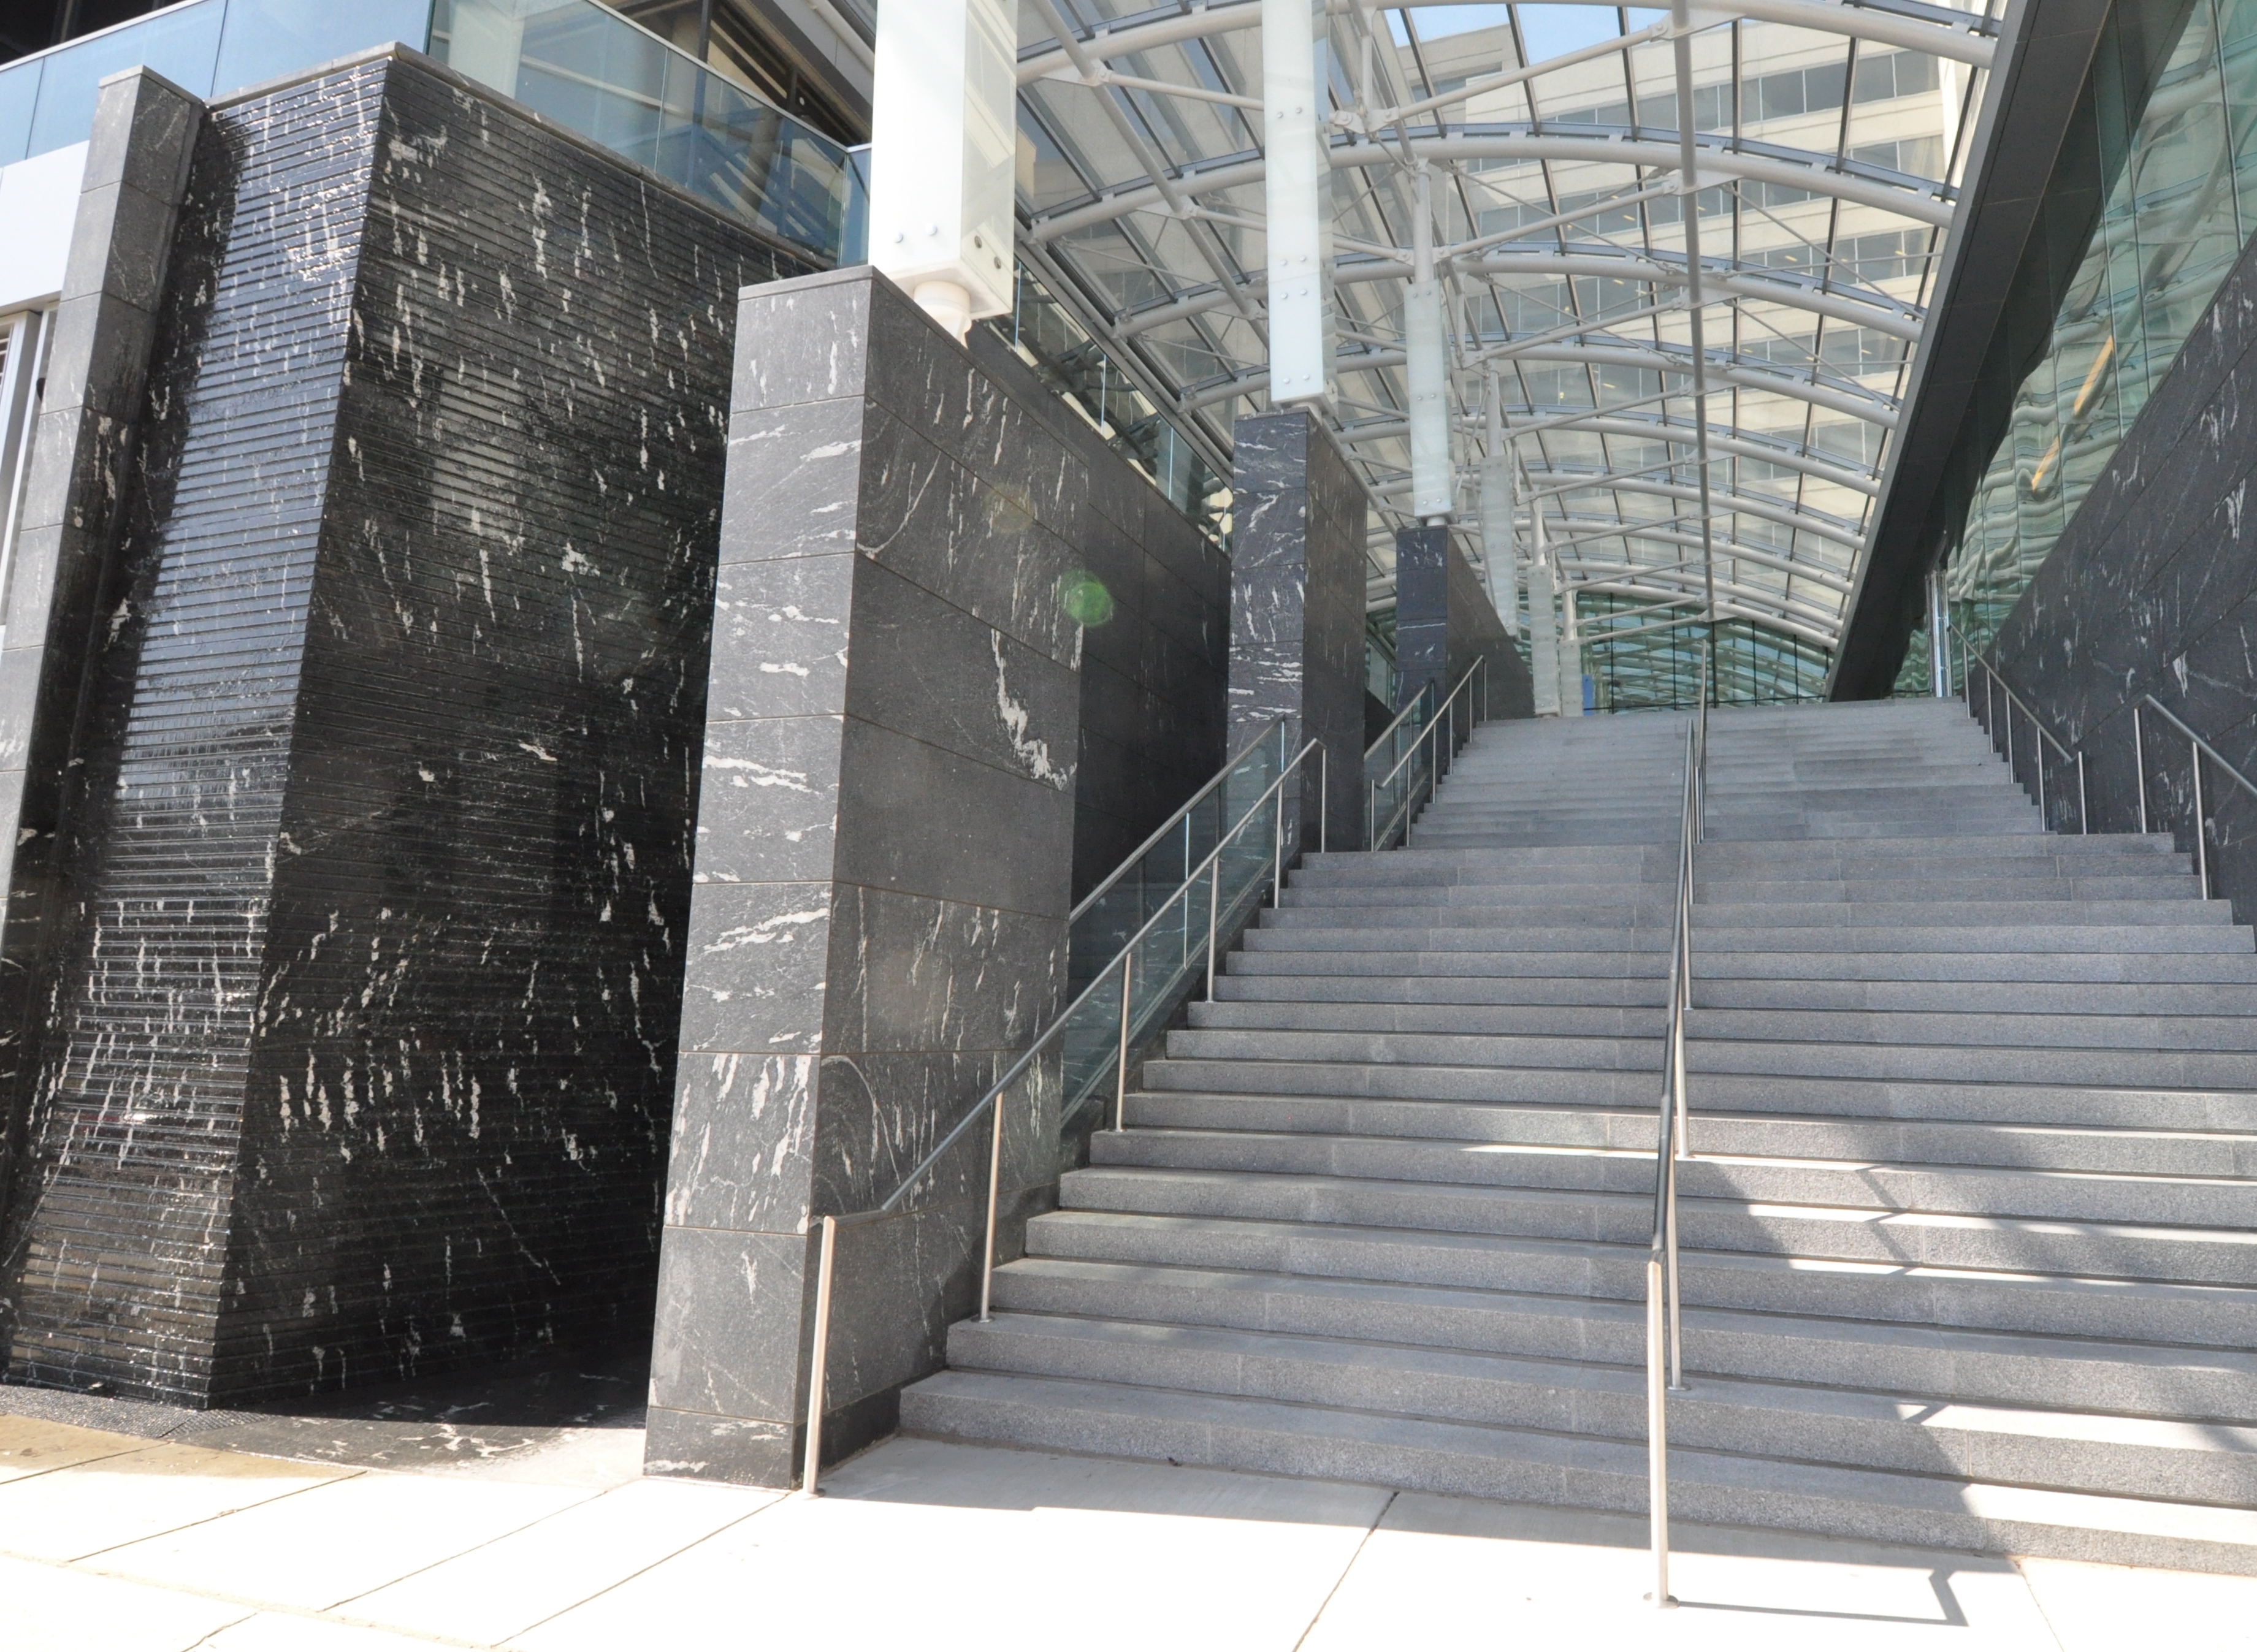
[1648,649,1705,1610]
[1364,677,1437,760]
[1367,658,1488,848]
[1950,626,2087,832]
[1071,715,1287,923]
[797,736,1329,1493]
[1950,625,2257,899]
[2134,694,2257,899]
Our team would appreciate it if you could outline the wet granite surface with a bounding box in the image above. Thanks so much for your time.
[0,53,808,1406]
[0,1342,646,1475]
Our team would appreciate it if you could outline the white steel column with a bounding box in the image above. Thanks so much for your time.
[1928,566,1950,697]
[1524,452,1562,717]
[1670,0,1720,695]
[869,0,1018,338]
[1264,0,1335,406]
[1407,164,1451,521]
[1559,571,1584,718]
[1480,370,1517,636]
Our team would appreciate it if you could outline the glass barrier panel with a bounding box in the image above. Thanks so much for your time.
[0,60,42,167]
[212,0,435,97]
[1058,963,1126,1129]
[433,0,848,263]
[841,145,869,264]
[26,1,226,155]
[1069,720,1288,988]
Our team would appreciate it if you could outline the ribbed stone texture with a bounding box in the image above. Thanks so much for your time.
[0,51,806,1404]
[1228,410,1366,851]
[1392,525,1532,719]
[0,67,205,1388]
[647,267,1087,1487]
[1987,223,2257,923]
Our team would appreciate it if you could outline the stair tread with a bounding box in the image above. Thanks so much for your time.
[902,1370,2257,1553]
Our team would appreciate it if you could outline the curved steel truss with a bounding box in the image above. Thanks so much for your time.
[1011,0,2003,702]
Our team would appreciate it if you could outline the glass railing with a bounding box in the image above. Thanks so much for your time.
[429,0,854,261]
[0,0,858,266]
[1067,718,1288,993]
[1365,660,1489,850]
[795,734,1327,1491]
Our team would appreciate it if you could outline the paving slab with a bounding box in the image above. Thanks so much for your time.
[2016,1554,2257,1651]
[1298,1494,2062,1650]
[0,1414,148,1483]
[0,1552,251,1652]
[514,1437,1390,1652]
[341,1475,777,1644]
[0,1440,349,1562]
[91,1470,594,1609]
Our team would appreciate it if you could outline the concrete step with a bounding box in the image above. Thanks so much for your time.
[900,1370,2257,1571]
[1023,1210,2257,1348]
[1260,902,2234,934]
[982,1258,2257,1422]
[1226,947,2257,983]
[1689,1007,2257,1051]
[1142,1055,2257,1131]
[1160,1026,2257,1087]
[1087,1126,2257,1229]
[1279,878,2201,908]
[1121,1088,2257,1177]
[1191,997,2257,1052]
[1296,834,2177,870]
[1060,1164,2257,1285]
[1221,972,2257,1015]
[942,1312,2257,1504]
[1247,922,2254,953]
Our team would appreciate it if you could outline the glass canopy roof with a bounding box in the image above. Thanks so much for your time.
[1009,0,2004,706]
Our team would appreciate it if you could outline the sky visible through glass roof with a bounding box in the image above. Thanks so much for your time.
[1009,0,2004,706]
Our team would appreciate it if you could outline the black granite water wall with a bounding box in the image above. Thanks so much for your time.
[0,50,809,1404]
[966,332,1230,903]
[1985,218,2257,917]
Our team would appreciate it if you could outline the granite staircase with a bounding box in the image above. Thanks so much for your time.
[900,698,2257,1572]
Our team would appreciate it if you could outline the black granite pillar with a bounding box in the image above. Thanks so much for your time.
[1392,526,1451,710]
[1227,410,1366,850]
[0,67,204,1385]
[0,50,804,1404]
[646,268,1085,1486]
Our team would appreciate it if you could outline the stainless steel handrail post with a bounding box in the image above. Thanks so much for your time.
[1318,745,1328,855]
[1114,951,1133,1132]
[1272,785,1284,905]
[801,1213,838,1494]
[2136,704,2149,834]
[1647,1246,1671,1609]
[2194,739,2209,898]
[2078,751,2089,835]
[2034,706,2047,824]
[1205,856,1220,1000]
[978,1094,1005,1323]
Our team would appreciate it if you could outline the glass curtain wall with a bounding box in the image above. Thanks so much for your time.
[1900,0,2256,690]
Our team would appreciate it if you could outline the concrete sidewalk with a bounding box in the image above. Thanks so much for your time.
[0,1412,2250,1650]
